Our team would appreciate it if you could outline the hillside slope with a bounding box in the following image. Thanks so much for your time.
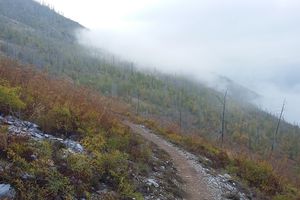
[0,0,300,198]
[0,0,299,167]
[0,58,185,199]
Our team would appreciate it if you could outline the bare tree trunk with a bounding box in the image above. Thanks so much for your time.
[221,90,228,147]
[271,100,285,153]
[179,105,182,130]
[136,90,140,116]
[178,88,183,131]
[248,131,252,152]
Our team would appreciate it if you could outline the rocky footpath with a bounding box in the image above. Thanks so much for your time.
[131,124,255,200]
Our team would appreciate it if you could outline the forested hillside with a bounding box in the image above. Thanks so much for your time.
[0,0,300,197]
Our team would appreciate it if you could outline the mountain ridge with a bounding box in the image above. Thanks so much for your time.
[0,0,299,155]
[0,1,299,199]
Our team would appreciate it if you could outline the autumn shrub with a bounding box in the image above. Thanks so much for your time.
[101,150,128,175]
[233,156,283,195]
[81,129,146,198]
[0,81,26,114]
[127,135,152,163]
[41,104,73,134]
[4,137,74,199]
[65,153,93,195]
[80,128,144,198]
[92,150,142,199]
[81,132,106,153]
[31,141,52,160]
[273,184,300,200]
[66,154,93,180]
[45,170,75,198]
[105,134,130,153]
[18,168,75,199]
[7,140,35,163]
[0,127,8,152]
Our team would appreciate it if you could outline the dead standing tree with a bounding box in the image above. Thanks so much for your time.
[221,90,228,147]
[178,88,183,131]
[216,89,228,147]
[271,100,286,153]
[136,89,140,116]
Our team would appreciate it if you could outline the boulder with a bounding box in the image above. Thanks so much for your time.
[63,139,84,153]
[0,184,16,199]
[224,173,232,180]
[147,179,159,188]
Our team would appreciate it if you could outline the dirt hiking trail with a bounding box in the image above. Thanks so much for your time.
[126,122,250,200]
[126,122,218,200]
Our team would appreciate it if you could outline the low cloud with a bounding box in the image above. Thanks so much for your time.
[76,0,300,124]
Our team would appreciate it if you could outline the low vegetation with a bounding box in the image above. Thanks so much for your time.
[0,58,155,199]
[0,55,299,199]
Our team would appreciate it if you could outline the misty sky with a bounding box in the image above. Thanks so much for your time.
[38,0,300,124]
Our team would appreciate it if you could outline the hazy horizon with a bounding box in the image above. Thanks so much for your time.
[37,0,300,124]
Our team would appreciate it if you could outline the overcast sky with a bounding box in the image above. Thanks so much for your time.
[38,0,300,124]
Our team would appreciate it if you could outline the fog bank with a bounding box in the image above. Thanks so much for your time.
[44,0,300,123]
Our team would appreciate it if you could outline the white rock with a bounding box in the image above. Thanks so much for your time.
[224,173,232,180]
[0,184,16,199]
[63,139,84,153]
[147,179,159,188]
[4,116,85,155]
